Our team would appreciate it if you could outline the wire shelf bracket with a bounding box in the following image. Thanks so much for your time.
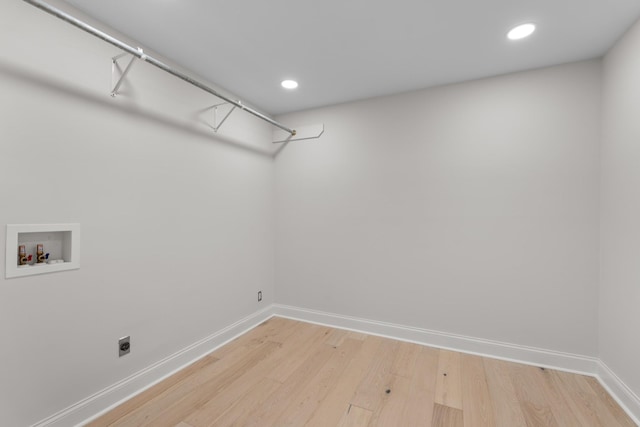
[207,102,238,132]
[110,51,139,97]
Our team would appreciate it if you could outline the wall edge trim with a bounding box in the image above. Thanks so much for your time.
[273,304,640,424]
[273,304,598,374]
[31,305,275,427]
[33,304,640,427]
[596,360,640,426]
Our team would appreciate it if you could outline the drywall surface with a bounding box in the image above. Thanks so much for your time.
[275,60,601,357]
[0,1,275,425]
[600,18,640,398]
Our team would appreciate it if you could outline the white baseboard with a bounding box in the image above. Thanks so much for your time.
[597,361,640,426]
[273,304,598,375]
[31,305,275,427]
[32,303,640,427]
[274,304,640,425]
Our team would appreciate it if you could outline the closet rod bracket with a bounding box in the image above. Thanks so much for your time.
[208,102,237,132]
[110,49,141,97]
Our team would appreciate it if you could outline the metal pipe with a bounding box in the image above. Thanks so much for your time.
[23,0,296,135]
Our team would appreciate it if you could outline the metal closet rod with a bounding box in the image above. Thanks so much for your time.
[23,0,296,136]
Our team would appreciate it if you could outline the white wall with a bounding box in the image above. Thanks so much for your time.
[0,2,275,426]
[275,60,602,357]
[600,18,640,398]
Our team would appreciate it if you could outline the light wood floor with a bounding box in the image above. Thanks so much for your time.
[87,317,636,427]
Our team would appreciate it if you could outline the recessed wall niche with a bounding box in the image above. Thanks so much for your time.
[5,224,80,278]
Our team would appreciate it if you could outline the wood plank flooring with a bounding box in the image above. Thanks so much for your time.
[86,317,636,427]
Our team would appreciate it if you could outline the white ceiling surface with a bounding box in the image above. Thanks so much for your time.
[61,0,640,115]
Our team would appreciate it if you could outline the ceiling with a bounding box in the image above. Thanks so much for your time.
[61,0,640,115]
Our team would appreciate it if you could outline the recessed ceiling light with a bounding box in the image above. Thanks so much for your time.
[281,79,299,89]
[507,23,536,40]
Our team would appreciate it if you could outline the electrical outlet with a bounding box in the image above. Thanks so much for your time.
[258,291,263,302]
[119,336,130,357]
